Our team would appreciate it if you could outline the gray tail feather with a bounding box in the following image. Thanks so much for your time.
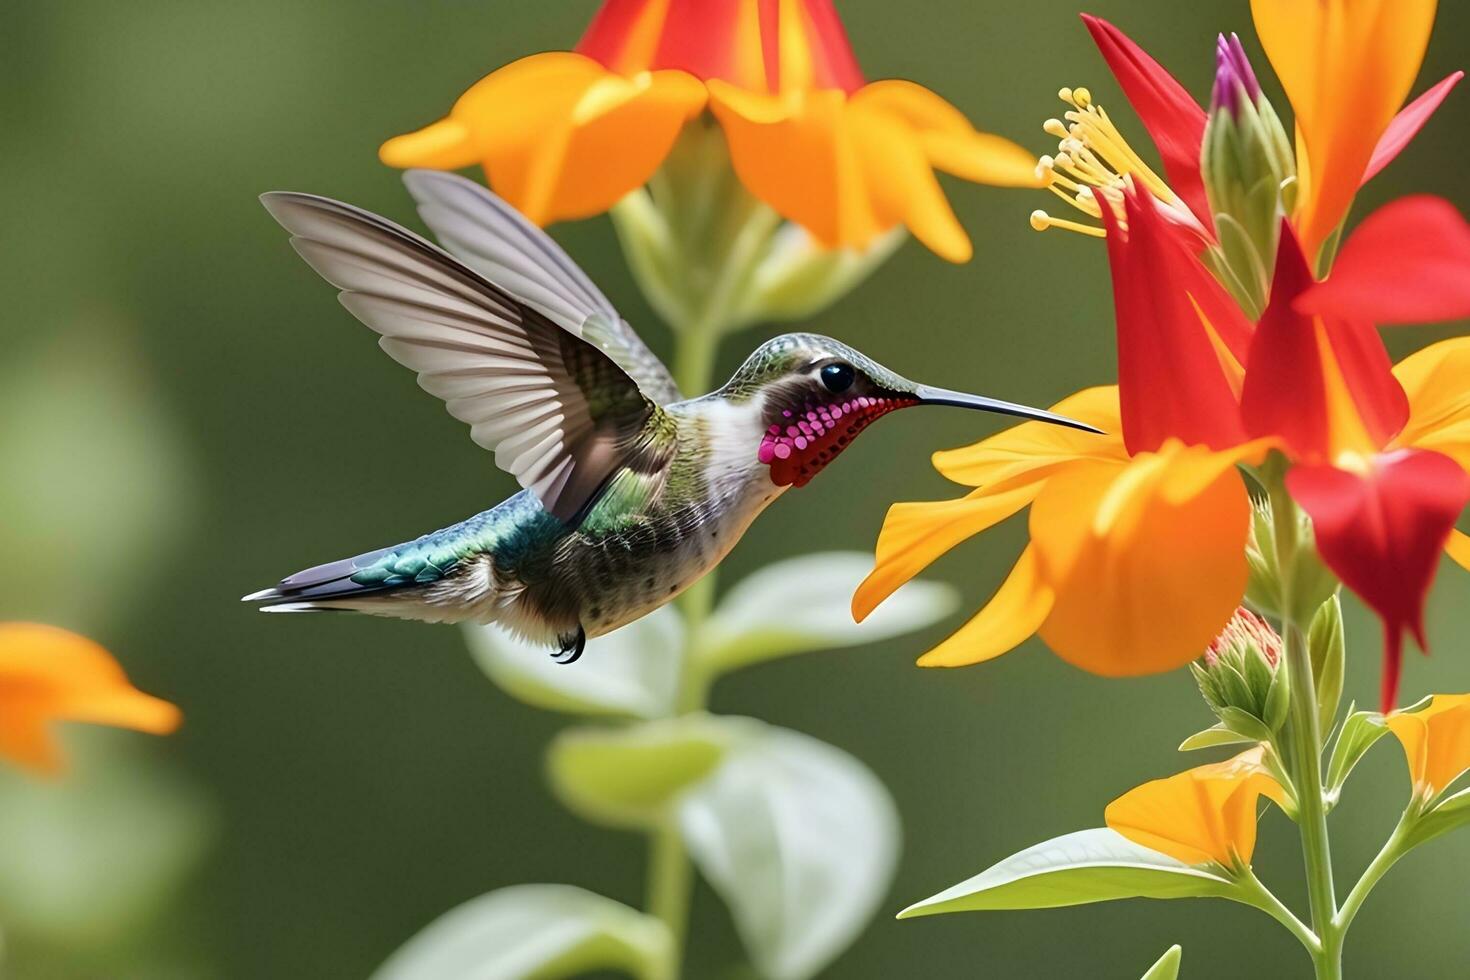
[243,543,404,610]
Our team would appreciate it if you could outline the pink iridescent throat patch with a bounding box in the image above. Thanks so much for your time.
[758,395,917,487]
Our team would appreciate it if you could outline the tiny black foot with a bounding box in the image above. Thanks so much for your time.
[552,627,586,665]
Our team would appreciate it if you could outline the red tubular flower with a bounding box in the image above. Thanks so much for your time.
[1241,209,1470,710]
[1101,184,1251,455]
[1081,15,1210,228]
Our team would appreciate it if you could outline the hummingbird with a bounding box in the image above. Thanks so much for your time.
[244,170,1097,663]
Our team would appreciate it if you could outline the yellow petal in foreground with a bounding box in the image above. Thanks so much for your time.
[1029,442,1252,676]
[0,623,181,775]
[1106,748,1286,868]
[1384,693,1470,799]
[853,482,1040,622]
[1391,336,1470,471]
[916,545,1054,667]
[381,52,706,225]
[707,77,1039,261]
[931,385,1125,488]
[1251,0,1436,258]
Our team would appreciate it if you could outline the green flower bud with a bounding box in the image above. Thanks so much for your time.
[1200,34,1296,319]
[1192,608,1288,739]
[1245,494,1338,623]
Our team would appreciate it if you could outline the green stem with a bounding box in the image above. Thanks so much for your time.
[1335,809,1412,936]
[1268,475,1341,980]
[1237,866,1321,956]
[642,202,774,967]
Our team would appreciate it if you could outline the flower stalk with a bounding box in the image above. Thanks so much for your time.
[1267,472,1341,980]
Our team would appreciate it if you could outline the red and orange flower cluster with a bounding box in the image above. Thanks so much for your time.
[858,2,1470,710]
[380,0,1040,262]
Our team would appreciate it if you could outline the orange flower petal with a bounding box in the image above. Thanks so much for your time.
[380,52,706,225]
[848,80,1042,188]
[708,77,1041,261]
[1384,693,1470,797]
[931,386,1125,487]
[853,482,1041,622]
[1391,336,1470,471]
[0,623,181,776]
[1030,443,1252,676]
[1251,0,1437,257]
[916,545,1054,667]
[1106,748,1285,867]
[1448,529,1470,572]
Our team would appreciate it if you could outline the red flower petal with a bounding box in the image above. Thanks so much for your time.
[1363,72,1463,186]
[1297,196,1470,326]
[1241,223,1409,459]
[1101,185,1250,455]
[1287,450,1470,711]
[1081,15,1210,228]
[578,0,864,92]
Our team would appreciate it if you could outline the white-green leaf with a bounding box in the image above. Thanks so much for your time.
[699,552,957,674]
[679,723,899,980]
[372,884,673,980]
[547,714,744,829]
[1141,945,1183,980]
[897,829,1234,918]
[464,606,684,720]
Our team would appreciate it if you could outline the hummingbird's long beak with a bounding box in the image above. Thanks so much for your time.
[913,385,1104,434]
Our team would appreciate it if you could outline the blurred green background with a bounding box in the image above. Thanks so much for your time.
[3,1,1469,977]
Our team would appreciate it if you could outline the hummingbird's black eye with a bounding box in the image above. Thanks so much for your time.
[820,362,856,393]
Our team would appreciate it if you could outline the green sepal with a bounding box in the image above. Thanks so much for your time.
[1217,706,1275,744]
[1325,705,1389,803]
[1308,596,1345,738]
[1404,788,1470,850]
[1178,724,1257,753]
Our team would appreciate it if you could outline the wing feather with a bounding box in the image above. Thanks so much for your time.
[402,169,682,405]
[261,190,670,522]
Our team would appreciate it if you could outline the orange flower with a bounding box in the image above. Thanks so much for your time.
[1251,0,1439,259]
[380,0,1039,260]
[855,187,1268,676]
[1105,748,1287,868]
[0,623,181,775]
[1384,693,1470,800]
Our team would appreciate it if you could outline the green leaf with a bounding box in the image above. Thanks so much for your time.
[897,829,1234,918]
[371,884,674,980]
[1407,788,1470,849]
[1308,596,1345,738]
[1141,945,1183,980]
[465,606,684,720]
[679,723,899,980]
[548,714,742,829]
[1326,708,1388,797]
[1178,725,1256,752]
[699,552,958,675]
[1216,706,1275,743]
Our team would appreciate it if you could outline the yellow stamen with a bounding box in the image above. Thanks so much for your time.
[1030,209,1107,237]
[1031,85,1190,237]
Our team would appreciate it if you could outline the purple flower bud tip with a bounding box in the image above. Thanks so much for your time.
[1212,32,1262,116]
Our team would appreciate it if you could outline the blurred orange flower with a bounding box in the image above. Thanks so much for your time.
[0,623,181,775]
[1105,748,1287,868]
[380,0,1039,260]
[1384,693,1470,801]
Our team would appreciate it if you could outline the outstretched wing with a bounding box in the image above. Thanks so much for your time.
[261,191,672,523]
[401,169,682,405]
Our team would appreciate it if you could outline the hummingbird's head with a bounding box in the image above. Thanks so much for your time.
[721,333,1101,488]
